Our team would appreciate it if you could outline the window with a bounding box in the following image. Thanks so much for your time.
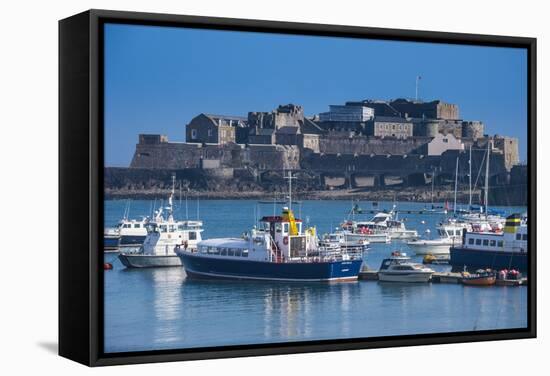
[468,238,474,245]
[159,225,168,233]
[522,234,528,241]
[134,224,140,228]
[482,239,489,246]
[490,240,496,247]
[208,247,220,255]
[191,129,197,139]
[242,249,249,257]
[516,233,522,240]
[228,248,235,256]
[443,138,449,143]
[282,223,289,234]
[220,248,227,256]
[208,129,213,137]
[234,249,242,257]
[168,225,176,233]
[475,239,482,245]
[189,232,197,240]
[497,240,504,247]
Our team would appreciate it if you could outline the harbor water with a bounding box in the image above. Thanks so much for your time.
[104,199,528,353]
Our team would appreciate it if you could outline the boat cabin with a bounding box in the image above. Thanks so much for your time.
[461,214,527,253]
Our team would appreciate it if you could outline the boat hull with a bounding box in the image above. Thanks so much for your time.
[177,252,362,282]
[462,276,496,286]
[408,243,452,255]
[118,253,182,268]
[104,236,120,251]
[378,272,433,283]
[450,247,528,272]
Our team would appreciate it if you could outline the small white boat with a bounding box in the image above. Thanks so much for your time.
[119,177,204,268]
[378,252,434,283]
[341,206,417,242]
[407,220,470,255]
[320,231,370,254]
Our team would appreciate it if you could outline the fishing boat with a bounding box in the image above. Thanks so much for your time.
[176,172,364,282]
[119,177,204,268]
[450,213,528,272]
[461,269,496,286]
[407,220,470,255]
[377,251,434,283]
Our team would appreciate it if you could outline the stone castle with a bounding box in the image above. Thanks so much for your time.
[128,98,522,189]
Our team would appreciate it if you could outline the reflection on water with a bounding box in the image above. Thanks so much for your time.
[104,200,528,353]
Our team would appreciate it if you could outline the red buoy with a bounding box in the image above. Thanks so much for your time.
[103,262,113,270]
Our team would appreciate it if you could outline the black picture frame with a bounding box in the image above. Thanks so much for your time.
[59,9,537,367]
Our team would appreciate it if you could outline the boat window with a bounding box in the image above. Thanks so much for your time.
[438,229,445,236]
[282,223,289,234]
[228,248,235,256]
[220,248,227,256]
[134,224,140,228]
[159,225,168,233]
[482,239,489,246]
[234,249,242,257]
[475,239,482,245]
[199,246,208,254]
[522,234,528,241]
[490,240,496,247]
[208,247,220,255]
[275,223,282,233]
[498,241,504,247]
[242,249,249,257]
[123,224,131,228]
[169,225,176,233]
[468,238,474,245]
[516,233,522,241]
[189,232,197,240]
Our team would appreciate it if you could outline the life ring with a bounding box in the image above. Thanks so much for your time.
[283,236,289,245]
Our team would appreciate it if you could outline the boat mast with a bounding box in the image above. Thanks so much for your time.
[431,168,435,208]
[468,144,472,210]
[453,156,459,215]
[285,170,296,211]
[484,139,491,220]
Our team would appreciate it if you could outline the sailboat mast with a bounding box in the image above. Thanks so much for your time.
[468,144,472,209]
[484,139,490,219]
[431,168,435,208]
[453,156,459,215]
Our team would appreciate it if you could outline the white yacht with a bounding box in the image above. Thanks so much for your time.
[378,252,434,282]
[119,177,204,268]
[407,220,471,255]
[341,208,417,242]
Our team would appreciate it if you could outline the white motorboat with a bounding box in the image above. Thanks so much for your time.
[377,252,434,282]
[320,230,370,254]
[407,220,470,255]
[119,177,204,268]
[341,207,417,242]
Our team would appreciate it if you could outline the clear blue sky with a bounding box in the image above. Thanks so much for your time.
[104,23,527,167]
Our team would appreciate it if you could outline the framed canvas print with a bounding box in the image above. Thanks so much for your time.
[59,9,536,366]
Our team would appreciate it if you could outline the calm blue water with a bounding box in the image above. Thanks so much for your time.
[104,200,528,353]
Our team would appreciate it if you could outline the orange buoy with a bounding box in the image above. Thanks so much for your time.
[103,262,113,270]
